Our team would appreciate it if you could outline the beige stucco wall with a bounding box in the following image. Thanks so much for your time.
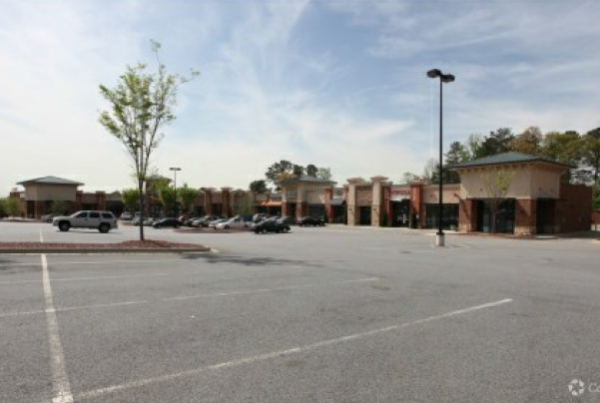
[422,184,460,205]
[458,164,563,200]
[25,185,77,202]
[281,184,329,204]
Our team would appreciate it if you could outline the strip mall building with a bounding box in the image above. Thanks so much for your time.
[11,153,593,235]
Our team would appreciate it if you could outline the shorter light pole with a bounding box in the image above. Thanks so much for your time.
[427,68,455,247]
[169,167,182,216]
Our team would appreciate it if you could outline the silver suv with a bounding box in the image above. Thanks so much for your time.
[52,210,118,233]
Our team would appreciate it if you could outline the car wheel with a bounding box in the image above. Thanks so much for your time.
[58,222,70,232]
[99,223,110,234]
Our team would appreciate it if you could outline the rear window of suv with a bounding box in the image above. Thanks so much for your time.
[101,213,114,219]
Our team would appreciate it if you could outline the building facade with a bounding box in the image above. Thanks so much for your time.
[10,153,593,235]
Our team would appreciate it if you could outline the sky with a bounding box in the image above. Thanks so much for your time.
[1,0,599,194]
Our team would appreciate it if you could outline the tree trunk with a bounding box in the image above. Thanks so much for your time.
[138,180,145,241]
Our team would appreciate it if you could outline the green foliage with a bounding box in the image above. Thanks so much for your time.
[121,188,140,212]
[511,126,543,155]
[593,183,600,212]
[232,193,254,216]
[178,184,199,213]
[99,40,197,240]
[0,198,6,217]
[4,197,22,217]
[264,160,331,190]
[306,164,318,177]
[156,183,177,210]
[481,170,516,233]
[50,199,69,215]
[249,179,268,193]
[316,167,332,181]
[583,128,600,183]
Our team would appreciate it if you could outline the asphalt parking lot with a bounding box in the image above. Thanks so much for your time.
[1,222,600,402]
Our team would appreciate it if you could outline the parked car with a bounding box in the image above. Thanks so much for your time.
[215,216,251,230]
[52,211,118,233]
[183,216,200,227]
[152,218,182,229]
[297,216,326,227]
[252,213,269,223]
[208,218,227,229]
[191,215,219,228]
[120,212,133,221]
[132,217,155,226]
[253,218,291,234]
[41,214,56,223]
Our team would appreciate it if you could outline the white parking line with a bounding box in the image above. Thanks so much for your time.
[164,277,379,301]
[41,254,74,403]
[0,272,169,285]
[75,298,513,401]
[0,277,379,318]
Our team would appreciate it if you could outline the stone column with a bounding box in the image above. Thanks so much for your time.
[295,185,306,221]
[459,199,477,232]
[346,179,362,226]
[371,176,388,227]
[515,198,536,236]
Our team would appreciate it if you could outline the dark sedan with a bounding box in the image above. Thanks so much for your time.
[297,216,326,227]
[253,218,290,234]
[152,218,182,229]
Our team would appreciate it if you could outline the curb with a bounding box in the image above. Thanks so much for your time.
[0,248,212,254]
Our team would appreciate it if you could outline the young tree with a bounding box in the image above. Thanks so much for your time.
[249,179,268,194]
[121,188,140,212]
[156,183,177,215]
[481,169,516,233]
[178,184,199,214]
[232,193,254,216]
[99,40,198,240]
[4,197,22,217]
[50,200,69,216]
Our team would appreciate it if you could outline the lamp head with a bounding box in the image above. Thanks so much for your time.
[427,69,442,78]
[441,74,455,83]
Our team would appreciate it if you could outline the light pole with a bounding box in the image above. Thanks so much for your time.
[169,167,182,216]
[427,69,455,247]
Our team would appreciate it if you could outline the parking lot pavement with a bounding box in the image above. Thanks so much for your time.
[1,224,600,402]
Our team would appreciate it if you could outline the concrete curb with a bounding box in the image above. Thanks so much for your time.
[0,247,212,254]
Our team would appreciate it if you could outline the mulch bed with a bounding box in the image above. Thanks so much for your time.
[0,240,210,253]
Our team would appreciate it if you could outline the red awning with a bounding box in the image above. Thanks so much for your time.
[260,200,282,207]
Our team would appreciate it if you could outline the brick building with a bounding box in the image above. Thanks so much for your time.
[10,153,594,234]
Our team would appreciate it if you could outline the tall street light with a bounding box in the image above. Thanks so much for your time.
[169,167,182,216]
[427,69,455,247]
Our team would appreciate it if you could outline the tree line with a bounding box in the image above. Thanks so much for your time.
[249,160,332,193]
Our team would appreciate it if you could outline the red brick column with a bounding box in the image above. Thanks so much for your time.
[383,185,392,227]
[324,188,333,223]
[96,191,106,210]
[204,190,213,215]
[409,182,423,228]
[515,199,536,236]
[75,191,83,211]
[459,199,477,232]
[221,188,231,217]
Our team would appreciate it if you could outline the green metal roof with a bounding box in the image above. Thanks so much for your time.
[450,152,570,170]
[17,176,84,186]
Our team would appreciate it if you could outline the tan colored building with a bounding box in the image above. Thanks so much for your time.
[13,176,109,219]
